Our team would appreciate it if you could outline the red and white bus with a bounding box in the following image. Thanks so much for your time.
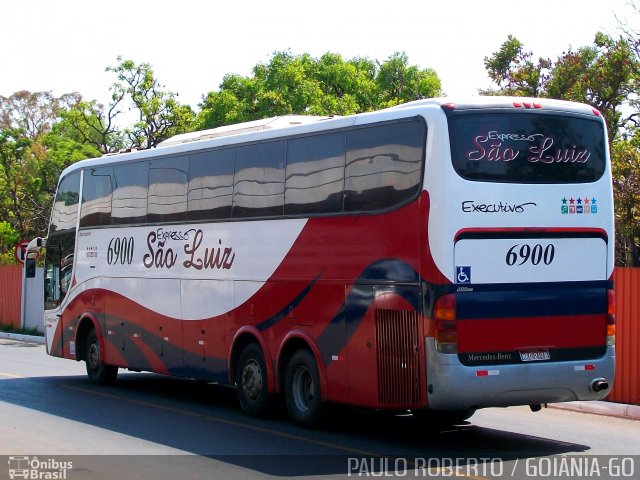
[26,97,615,427]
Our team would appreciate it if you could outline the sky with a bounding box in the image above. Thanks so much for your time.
[1,0,637,113]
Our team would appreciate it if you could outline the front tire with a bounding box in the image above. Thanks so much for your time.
[284,350,323,428]
[236,343,271,417]
[85,328,118,385]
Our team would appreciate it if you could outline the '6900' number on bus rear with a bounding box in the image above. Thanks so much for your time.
[506,244,555,266]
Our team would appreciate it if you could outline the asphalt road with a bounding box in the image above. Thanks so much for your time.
[1,338,639,480]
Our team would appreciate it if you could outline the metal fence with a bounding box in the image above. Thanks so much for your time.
[0,265,22,329]
[610,268,640,405]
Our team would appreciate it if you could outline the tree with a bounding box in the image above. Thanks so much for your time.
[376,52,442,107]
[196,51,442,130]
[483,34,640,265]
[611,139,640,265]
[0,128,34,243]
[0,91,80,249]
[483,33,638,142]
[106,57,195,149]
[52,99,125,155]
[0,90,79,139]
[482,35,552,97]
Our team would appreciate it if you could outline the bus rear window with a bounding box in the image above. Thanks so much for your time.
[448,112,606,183]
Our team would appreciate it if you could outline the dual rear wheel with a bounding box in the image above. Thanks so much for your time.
[236,344,323,427]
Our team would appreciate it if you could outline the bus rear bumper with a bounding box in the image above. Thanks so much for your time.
[425,338,615,410]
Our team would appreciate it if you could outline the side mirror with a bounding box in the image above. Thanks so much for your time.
[25,258,36,278]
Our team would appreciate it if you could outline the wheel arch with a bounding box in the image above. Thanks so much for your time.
[75,313,102,362]
[277,331,328,401]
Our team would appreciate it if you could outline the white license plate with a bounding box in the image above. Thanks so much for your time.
[519,350,550,362]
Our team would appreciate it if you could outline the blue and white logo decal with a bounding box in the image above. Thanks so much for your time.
[456,266,471,284]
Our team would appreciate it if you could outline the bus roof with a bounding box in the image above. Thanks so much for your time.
[157,114,332,147]
[394,96,600,116]
[58,97,602,179]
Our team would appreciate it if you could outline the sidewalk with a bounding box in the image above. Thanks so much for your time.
[0,331,45,344]
[550,400,640,420]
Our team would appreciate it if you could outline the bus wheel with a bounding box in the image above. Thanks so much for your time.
[284,350,323,428]
[236,343,271,417]
[85,328,118,385]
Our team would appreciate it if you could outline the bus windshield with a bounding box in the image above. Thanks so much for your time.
[448,112,607,184]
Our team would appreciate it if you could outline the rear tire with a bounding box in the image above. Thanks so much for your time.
[284,350,323,428]
[236,343,271,417]
[85,328,118,385]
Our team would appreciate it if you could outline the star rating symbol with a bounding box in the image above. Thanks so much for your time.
[584,197,590,204]
[591,198,597,204]
[569,197,575,205]
[577,198,582,204]
[562,198,568,204]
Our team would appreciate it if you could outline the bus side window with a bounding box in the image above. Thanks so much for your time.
[344,119,425,212]
[233,141,286,218]
[112,161,148,224]
[80,166,113,227]
[148,155,188,223]
[44,243,61,310]
[285,132,345,215]
[46,170,80,309]
[187,149,234,221]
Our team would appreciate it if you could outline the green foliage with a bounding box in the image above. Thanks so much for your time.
[106,57,195,148]
[483,35,551,97]
[0,220,20,264]
[52,100,125,155]
[196,51,442,130]
[612,138,640,265]
[0,127,35,238]
[0,323,44,336]
[484,32,640,265]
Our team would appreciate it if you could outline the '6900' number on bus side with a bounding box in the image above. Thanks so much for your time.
[506,243,555,266]
[107,236,134,265]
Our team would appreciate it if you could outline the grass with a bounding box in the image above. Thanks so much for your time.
[0,323,44,336]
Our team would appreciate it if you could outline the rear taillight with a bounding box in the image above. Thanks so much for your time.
[434,293,457,353]
[606,289,615,346]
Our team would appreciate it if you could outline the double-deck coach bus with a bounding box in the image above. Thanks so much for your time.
[26,97,615,427]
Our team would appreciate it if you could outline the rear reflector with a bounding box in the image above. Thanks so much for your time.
[574,364,596,371]
[434,294,457,353]
[607,289,616,344]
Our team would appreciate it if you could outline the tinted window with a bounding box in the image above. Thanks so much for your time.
[344,119,425,211]
[285,132,345,215]
[80,167,113,227]
[148,156,188,223]
[112,161,148,224]
[188,149,234,220]
[448,113,607,183]
[49,172,81,233]
[233,141,286,218]
[47,171,80,309]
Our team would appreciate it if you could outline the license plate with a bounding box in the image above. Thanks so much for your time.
[519,350,550,362]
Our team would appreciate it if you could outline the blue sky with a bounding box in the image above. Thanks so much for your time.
[1,0,635,111]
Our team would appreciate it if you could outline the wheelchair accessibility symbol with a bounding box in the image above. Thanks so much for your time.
[456,266,471,284]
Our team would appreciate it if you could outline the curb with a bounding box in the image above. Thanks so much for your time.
[0,332,45,344]
[549,400,640,421]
